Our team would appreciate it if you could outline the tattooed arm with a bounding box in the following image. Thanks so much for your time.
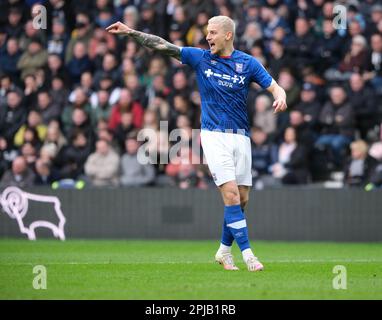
[106,21,181,60]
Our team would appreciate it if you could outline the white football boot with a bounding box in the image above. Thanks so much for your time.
[245,255,264,272]
[215,252,239,271]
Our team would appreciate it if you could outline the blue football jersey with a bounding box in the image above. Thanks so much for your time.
[181,47,273,136]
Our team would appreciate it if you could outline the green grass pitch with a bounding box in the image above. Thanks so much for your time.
[0,239,381,299]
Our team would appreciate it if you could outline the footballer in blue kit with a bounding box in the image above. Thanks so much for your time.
[107,15,287,272]
[181,46,273,136]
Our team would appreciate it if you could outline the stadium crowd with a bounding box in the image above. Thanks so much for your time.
[1,0,382,190]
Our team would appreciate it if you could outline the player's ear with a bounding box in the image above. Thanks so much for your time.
[225,31,233,41]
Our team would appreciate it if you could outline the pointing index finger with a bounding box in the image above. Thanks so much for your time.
[105,22,118,31]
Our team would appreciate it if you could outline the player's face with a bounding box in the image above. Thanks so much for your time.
[206,23,228,55]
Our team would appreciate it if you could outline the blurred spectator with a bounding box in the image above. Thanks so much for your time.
[96,74,121,105]
[143,56,168,87]
[367,4,382,35]
[14,110,47,148]
[68,71,95,105]
[108,88,143,131]
[18,19,46,52]
[165,146,199,189]
[66,42,93,85]
[316,86,355,166]
[344,140,378,187]
[66,108,96,147]
[0,37,22,81]
[0,74,16,108]
[286,17,316,74]
[146,74,171,106]
[41,120,67,160]
[170,93,196,131]
[277,69,300,109]
[0,156,35,188]
[35,90,62,125]
[20,142,38,169]
[53,130,92,180]
[61,87,92,135]
[46,53,70,87]
[34,158,57,186]
[261,5,289,42]
[186,11,209,46]
[84,139,120,187]
[171,6,190,41]
[114,112,135,150]
[91,89,113,124]
[94,8,116,30]
[238,22,263,53]
[46,0,75,33]
[271,127,309,185]
[348,73,377,140]
[139,108,169,167]
[338,35,369,75]
[4,7,24,39]
[96,126,119,152]
[50,76,69,111]
[268,39,289,79]
[137,3,165,38]
[147,94,170,122]
[251,94,276,137]
[0,136,17,179]
[93,51,120,89]
[0,90,26,144]
[17,38,48,80]
[288,109,316,151]
[250,127,276,187]
[364,32,382,93]
[88,27,117,62]
[47,17,69,60]
[120,135,155,187]
[65,13,93,63]
[23,74,39,109]
[295,82,321,131]
[367,140,382,189]
[315,18,343,73]
[125,73,146,106]
[313,1,335,36]
[168,70,190,102]
[122,6,139,30]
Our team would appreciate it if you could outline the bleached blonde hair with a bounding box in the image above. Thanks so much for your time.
[208,15,236,40]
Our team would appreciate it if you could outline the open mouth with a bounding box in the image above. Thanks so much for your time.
[210,43,216,50]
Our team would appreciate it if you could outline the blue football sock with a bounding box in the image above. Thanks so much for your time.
[224,204,251,252]
[221,217,234,246]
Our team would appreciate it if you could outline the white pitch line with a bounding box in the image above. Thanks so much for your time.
[0,259,381,266]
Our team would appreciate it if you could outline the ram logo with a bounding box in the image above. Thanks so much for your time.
[0,186,66,240]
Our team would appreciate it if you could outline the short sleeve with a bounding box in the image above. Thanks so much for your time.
[181,47,204,69]
[250,57,273,89]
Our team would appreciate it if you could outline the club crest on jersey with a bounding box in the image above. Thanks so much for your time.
[211,60,217,65]
[235,63,243,73]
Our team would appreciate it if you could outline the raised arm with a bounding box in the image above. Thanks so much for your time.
[106,21,181,60]
[267,80,287,114]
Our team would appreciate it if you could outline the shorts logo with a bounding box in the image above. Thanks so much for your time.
[212,173,217,181]
[235,63,243,73]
